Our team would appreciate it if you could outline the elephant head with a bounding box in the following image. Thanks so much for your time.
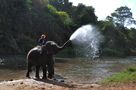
[42,40,72,55]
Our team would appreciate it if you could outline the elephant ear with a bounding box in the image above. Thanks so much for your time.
[46,41,53,49]
[41,45,47,54]
[43,41,54,54]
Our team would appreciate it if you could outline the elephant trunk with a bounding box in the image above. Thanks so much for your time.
[60,40,72,50]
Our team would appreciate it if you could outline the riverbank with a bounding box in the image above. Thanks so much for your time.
[0,79,100,90]
[0,79,136,90]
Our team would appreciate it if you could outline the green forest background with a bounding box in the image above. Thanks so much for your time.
[0,0,136,57]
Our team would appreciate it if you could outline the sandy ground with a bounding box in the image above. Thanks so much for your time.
[0,79,136,90]
[0,79,101,90]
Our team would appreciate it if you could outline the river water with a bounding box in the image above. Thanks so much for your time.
[0,56,136,84]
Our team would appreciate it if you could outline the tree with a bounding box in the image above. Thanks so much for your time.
[49,0,72,15]
[0,0,32,54]
[106,6,136,27]
[72,3,97,26]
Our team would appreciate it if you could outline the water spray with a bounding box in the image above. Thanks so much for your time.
[69,24,104,58]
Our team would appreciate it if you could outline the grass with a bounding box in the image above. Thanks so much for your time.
[101,66,136,85]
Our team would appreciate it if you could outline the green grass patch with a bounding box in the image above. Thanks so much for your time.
[101,66,136,85]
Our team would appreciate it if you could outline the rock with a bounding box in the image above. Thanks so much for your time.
[54,79,64,82]
[20,82,23,84]
[90,84,101,88]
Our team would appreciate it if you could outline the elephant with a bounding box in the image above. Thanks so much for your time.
[26,40,71,79]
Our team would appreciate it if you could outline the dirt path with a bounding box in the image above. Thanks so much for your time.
[0,79,136,90]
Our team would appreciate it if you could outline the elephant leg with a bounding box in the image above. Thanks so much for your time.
[48,65,54,79]
[47,62,54,79]
[35,65,40,79]
[42,65,47,79]
[26,62,32,78]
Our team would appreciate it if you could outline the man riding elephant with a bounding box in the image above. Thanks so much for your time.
[26,40,72,79]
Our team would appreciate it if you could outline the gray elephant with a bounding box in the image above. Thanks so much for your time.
[26,40,71,79]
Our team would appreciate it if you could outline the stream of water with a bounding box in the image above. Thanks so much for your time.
[70,24,104,58]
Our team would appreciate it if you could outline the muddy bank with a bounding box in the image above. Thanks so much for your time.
[0,79,136,90]
[0,79,101,90]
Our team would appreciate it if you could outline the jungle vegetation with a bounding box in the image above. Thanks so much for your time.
[0,0,136,57]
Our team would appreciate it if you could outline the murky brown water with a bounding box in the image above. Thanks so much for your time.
[0,56,136,84]
[55,57,136,84]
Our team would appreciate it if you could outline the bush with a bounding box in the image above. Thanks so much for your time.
[102,48,125,57]
[102,66,136,85]
[56,47,75,58]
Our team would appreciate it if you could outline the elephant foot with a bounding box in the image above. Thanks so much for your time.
[48,75,54,79]
[26,75,30,78]
[26,72,30,78]
[42,77,47,80]
[36,76,40,79]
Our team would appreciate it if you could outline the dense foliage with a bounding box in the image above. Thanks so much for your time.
[0,0,136,57]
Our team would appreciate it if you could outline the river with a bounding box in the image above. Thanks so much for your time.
[0,55,136,84]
